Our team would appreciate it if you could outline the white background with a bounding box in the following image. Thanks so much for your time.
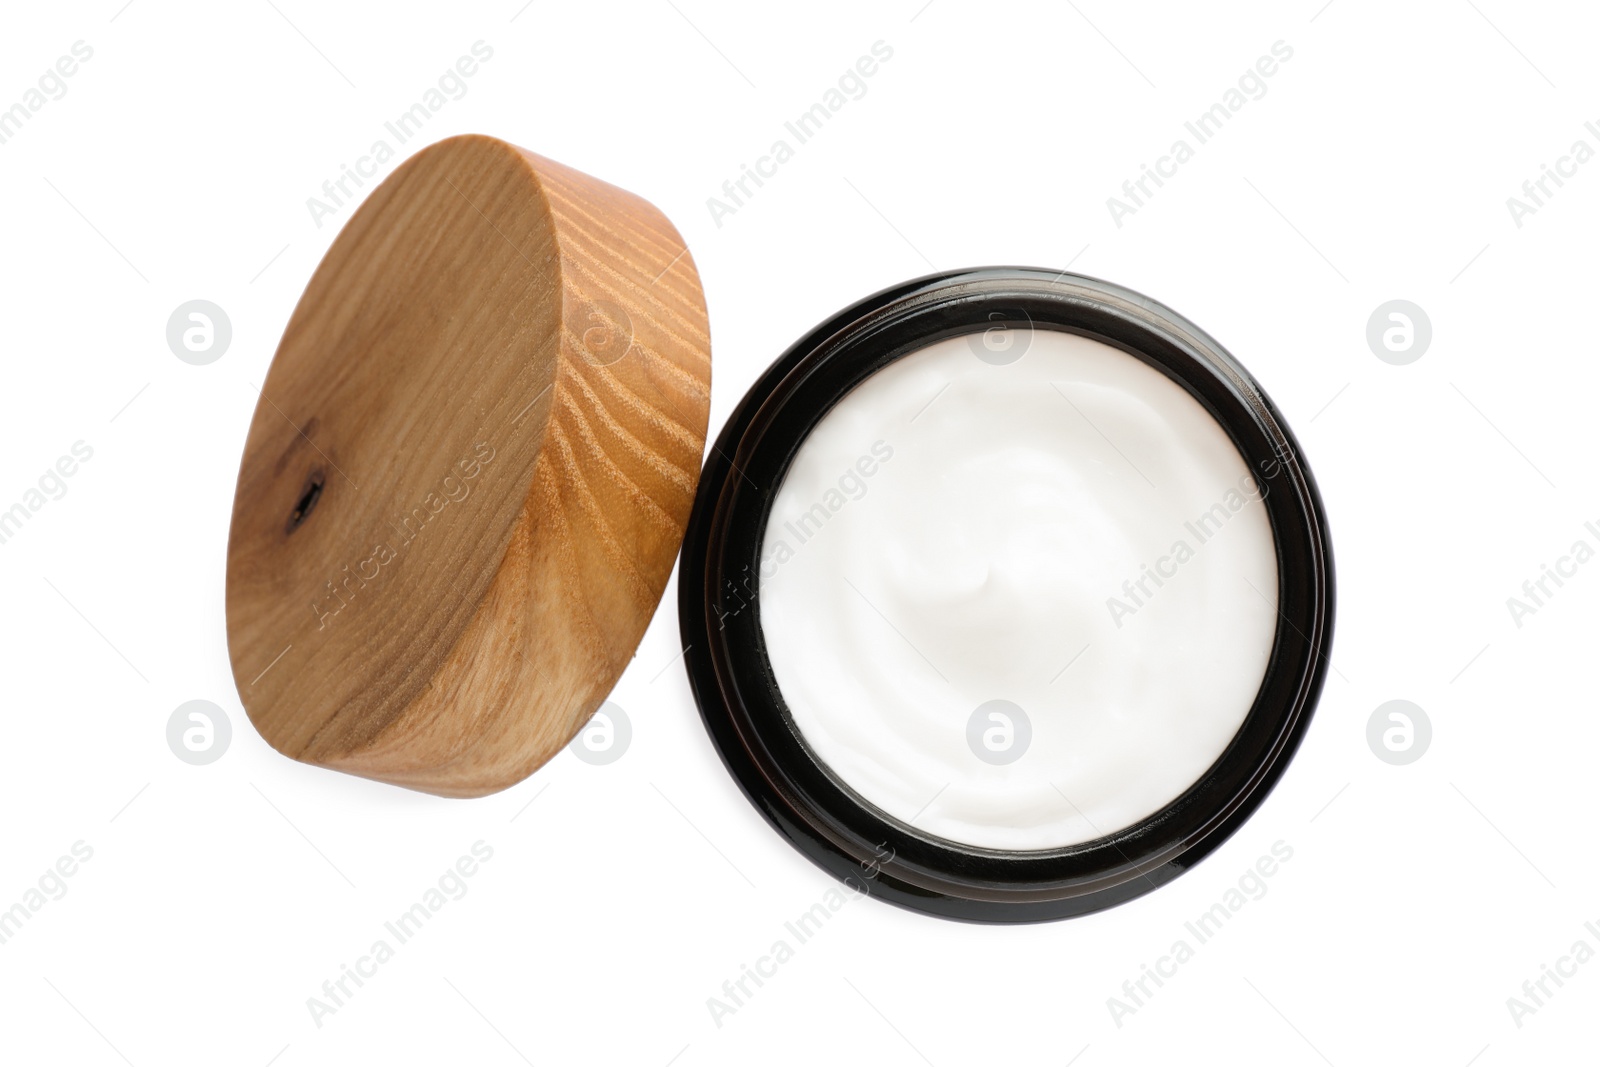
[1,1,1596,1063]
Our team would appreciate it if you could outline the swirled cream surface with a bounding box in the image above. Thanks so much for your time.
[759,329,1278,851]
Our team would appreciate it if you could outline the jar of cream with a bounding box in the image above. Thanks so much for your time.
[678,268,1334,923]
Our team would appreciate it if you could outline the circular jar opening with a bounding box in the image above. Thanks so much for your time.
[761,329,1279,852]
[679,268,1334,923]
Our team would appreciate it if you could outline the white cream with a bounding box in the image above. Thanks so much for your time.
[759,329,1278,851]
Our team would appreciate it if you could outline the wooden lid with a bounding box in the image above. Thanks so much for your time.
[225,134,711,797]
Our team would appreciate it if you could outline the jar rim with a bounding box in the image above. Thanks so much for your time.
[677,267,1336,923]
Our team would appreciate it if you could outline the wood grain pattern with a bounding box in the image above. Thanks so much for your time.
[225,134,711,797]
